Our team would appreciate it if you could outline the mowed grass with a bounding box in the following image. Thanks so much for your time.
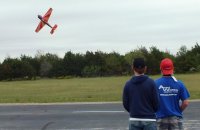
[0,73,199,103]
[172,73,200,99]
[0,77,127,103]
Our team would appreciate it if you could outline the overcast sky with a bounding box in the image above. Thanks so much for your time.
[0,0,200,61]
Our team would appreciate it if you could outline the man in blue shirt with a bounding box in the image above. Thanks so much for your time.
[155,58,190,130]
[123,58,159,130]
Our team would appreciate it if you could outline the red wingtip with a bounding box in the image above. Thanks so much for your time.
[50,24,58,34]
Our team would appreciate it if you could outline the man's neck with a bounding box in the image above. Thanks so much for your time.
[163,74,172,77]
[134,72,144,76]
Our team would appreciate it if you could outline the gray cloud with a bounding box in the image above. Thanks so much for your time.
[0,0,200,61]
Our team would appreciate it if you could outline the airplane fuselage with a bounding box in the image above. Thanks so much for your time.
[37,15,52,28]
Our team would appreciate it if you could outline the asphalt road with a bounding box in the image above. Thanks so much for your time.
[0,101,199,130]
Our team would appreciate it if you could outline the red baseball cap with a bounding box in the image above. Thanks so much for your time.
[160,58,174,75]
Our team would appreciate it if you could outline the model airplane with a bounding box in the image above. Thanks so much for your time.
[35,8,58,34]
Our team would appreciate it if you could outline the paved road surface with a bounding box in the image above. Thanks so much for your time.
[0,101,199,130]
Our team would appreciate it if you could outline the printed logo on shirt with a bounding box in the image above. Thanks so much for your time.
[159,85,178,96]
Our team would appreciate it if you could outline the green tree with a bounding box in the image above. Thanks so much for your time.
[82,65,101,77]
[83,51,106,76]
[146,46,164,74]
[20,55,38,79]
[189,43,200,72]
[38,53,60,77]
[176,46,190,73]
[63,51,85,76]
[105,52,124,75]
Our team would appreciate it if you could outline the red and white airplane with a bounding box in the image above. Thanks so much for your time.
[35,8,58,34]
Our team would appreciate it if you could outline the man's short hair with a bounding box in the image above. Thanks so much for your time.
[133,58,146,74]
[133,58,146,69]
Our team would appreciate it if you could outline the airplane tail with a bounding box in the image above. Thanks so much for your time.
[50,24,58,34]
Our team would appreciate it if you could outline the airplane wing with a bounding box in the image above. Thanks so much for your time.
[35,21,45,33]
[43,8,53,22]
[35,8,53,33]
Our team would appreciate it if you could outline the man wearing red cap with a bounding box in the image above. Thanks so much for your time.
[155,58,190,130]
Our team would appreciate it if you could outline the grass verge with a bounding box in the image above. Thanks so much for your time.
[0,74,199,103]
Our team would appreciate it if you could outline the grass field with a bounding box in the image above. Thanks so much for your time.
[0,73,199,103]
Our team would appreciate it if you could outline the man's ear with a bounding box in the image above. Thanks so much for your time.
[144,66,147,71]
[131,65,135,73]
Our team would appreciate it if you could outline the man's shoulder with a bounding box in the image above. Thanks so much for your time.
[155,77,163,82]
[144,76,156,86]
[124,79,133,86]
[146,76,155,82]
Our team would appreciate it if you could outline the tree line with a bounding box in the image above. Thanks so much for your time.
[0,43,200,81]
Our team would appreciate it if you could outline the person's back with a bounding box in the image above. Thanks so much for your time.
[123,58,159,130]
[155,58,190,130]
[124,75,159,119]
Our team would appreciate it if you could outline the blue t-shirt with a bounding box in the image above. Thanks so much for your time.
[155,76,190,118]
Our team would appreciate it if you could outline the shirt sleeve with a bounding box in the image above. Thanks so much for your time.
[122,84,129,112]
[179,81,190,101]
[152,81,160,112]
